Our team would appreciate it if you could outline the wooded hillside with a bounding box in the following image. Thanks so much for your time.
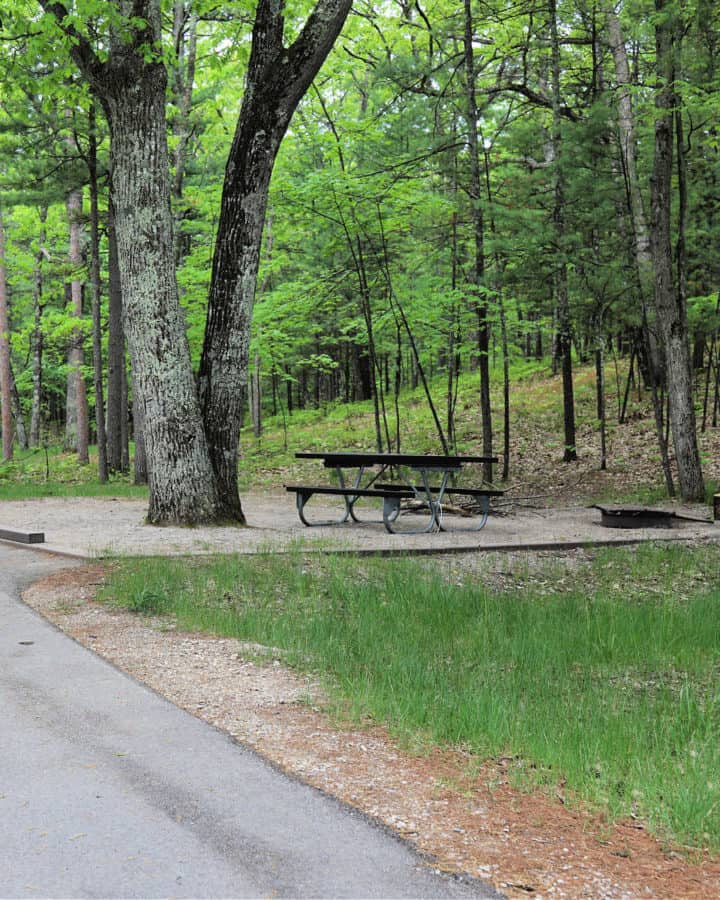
[0,0,718,519]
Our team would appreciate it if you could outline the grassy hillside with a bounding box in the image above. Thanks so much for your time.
[1,360,718,505]
[239,360,719,507]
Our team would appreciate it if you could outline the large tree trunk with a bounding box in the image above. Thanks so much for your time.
[39,0,224,523]
[650,0,704,501]
[198,0,351,520]
[0,207,12,461]
[103,66,220,523]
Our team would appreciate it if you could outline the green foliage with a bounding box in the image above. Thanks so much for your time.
[0,0,718,491]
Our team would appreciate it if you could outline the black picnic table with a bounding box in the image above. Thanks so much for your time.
[285,451,503,534]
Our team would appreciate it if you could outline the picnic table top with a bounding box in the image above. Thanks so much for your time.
[295,451,498,468]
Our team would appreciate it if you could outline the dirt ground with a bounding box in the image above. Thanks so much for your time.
[6,494,720,899]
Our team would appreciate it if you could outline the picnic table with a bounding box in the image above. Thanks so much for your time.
[285,451,504,534]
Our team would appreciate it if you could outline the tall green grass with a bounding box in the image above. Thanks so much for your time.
[99,543,720,852]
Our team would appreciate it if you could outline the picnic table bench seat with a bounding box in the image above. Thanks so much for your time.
[375,483,505,499]
[285,483,416,529]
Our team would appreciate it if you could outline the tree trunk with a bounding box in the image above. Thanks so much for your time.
[650,0,704,501]
[250,351,262,438]
[199,0,352,520]
[171,1,199,264]
[0,207,12,461]
[88,101,108,483]
[549,0,577,462]
[106,197,127,472]
[105,74,220,522]
[64,185,89,463]
[9,365,27,450]
[29,207,48,448]
[606,3,663,383]
[41,0,223,524]
[132,382,148,486]
[463,0,493,482]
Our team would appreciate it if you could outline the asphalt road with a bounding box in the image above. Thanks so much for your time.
[0,543,500,899]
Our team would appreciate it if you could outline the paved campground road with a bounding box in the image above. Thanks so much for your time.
[0,544,498,899]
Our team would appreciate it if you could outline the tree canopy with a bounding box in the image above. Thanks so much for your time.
[0,0,717,512]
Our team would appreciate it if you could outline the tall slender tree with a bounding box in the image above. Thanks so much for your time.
[0,206,12,460]
[650,0,705,501]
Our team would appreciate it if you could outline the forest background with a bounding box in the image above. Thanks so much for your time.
[0,0,718,520]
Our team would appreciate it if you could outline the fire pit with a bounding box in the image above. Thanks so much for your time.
[593,506,678,529]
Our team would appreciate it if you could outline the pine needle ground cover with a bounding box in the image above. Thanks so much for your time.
[99,542,720,854]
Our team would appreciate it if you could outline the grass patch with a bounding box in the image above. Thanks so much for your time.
[0,446,147,500]
[99,542,720,853]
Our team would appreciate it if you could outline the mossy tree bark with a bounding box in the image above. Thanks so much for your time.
[40,0,222,524]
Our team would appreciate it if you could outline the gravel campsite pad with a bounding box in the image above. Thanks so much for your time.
[0,493,717,558]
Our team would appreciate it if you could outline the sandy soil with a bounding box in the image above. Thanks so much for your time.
[0,492,717,559]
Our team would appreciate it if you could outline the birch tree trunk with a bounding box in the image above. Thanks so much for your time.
[199,0,352,521]
[606,3,664,382]
[0,207,12,461]
[650,0,704,501]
